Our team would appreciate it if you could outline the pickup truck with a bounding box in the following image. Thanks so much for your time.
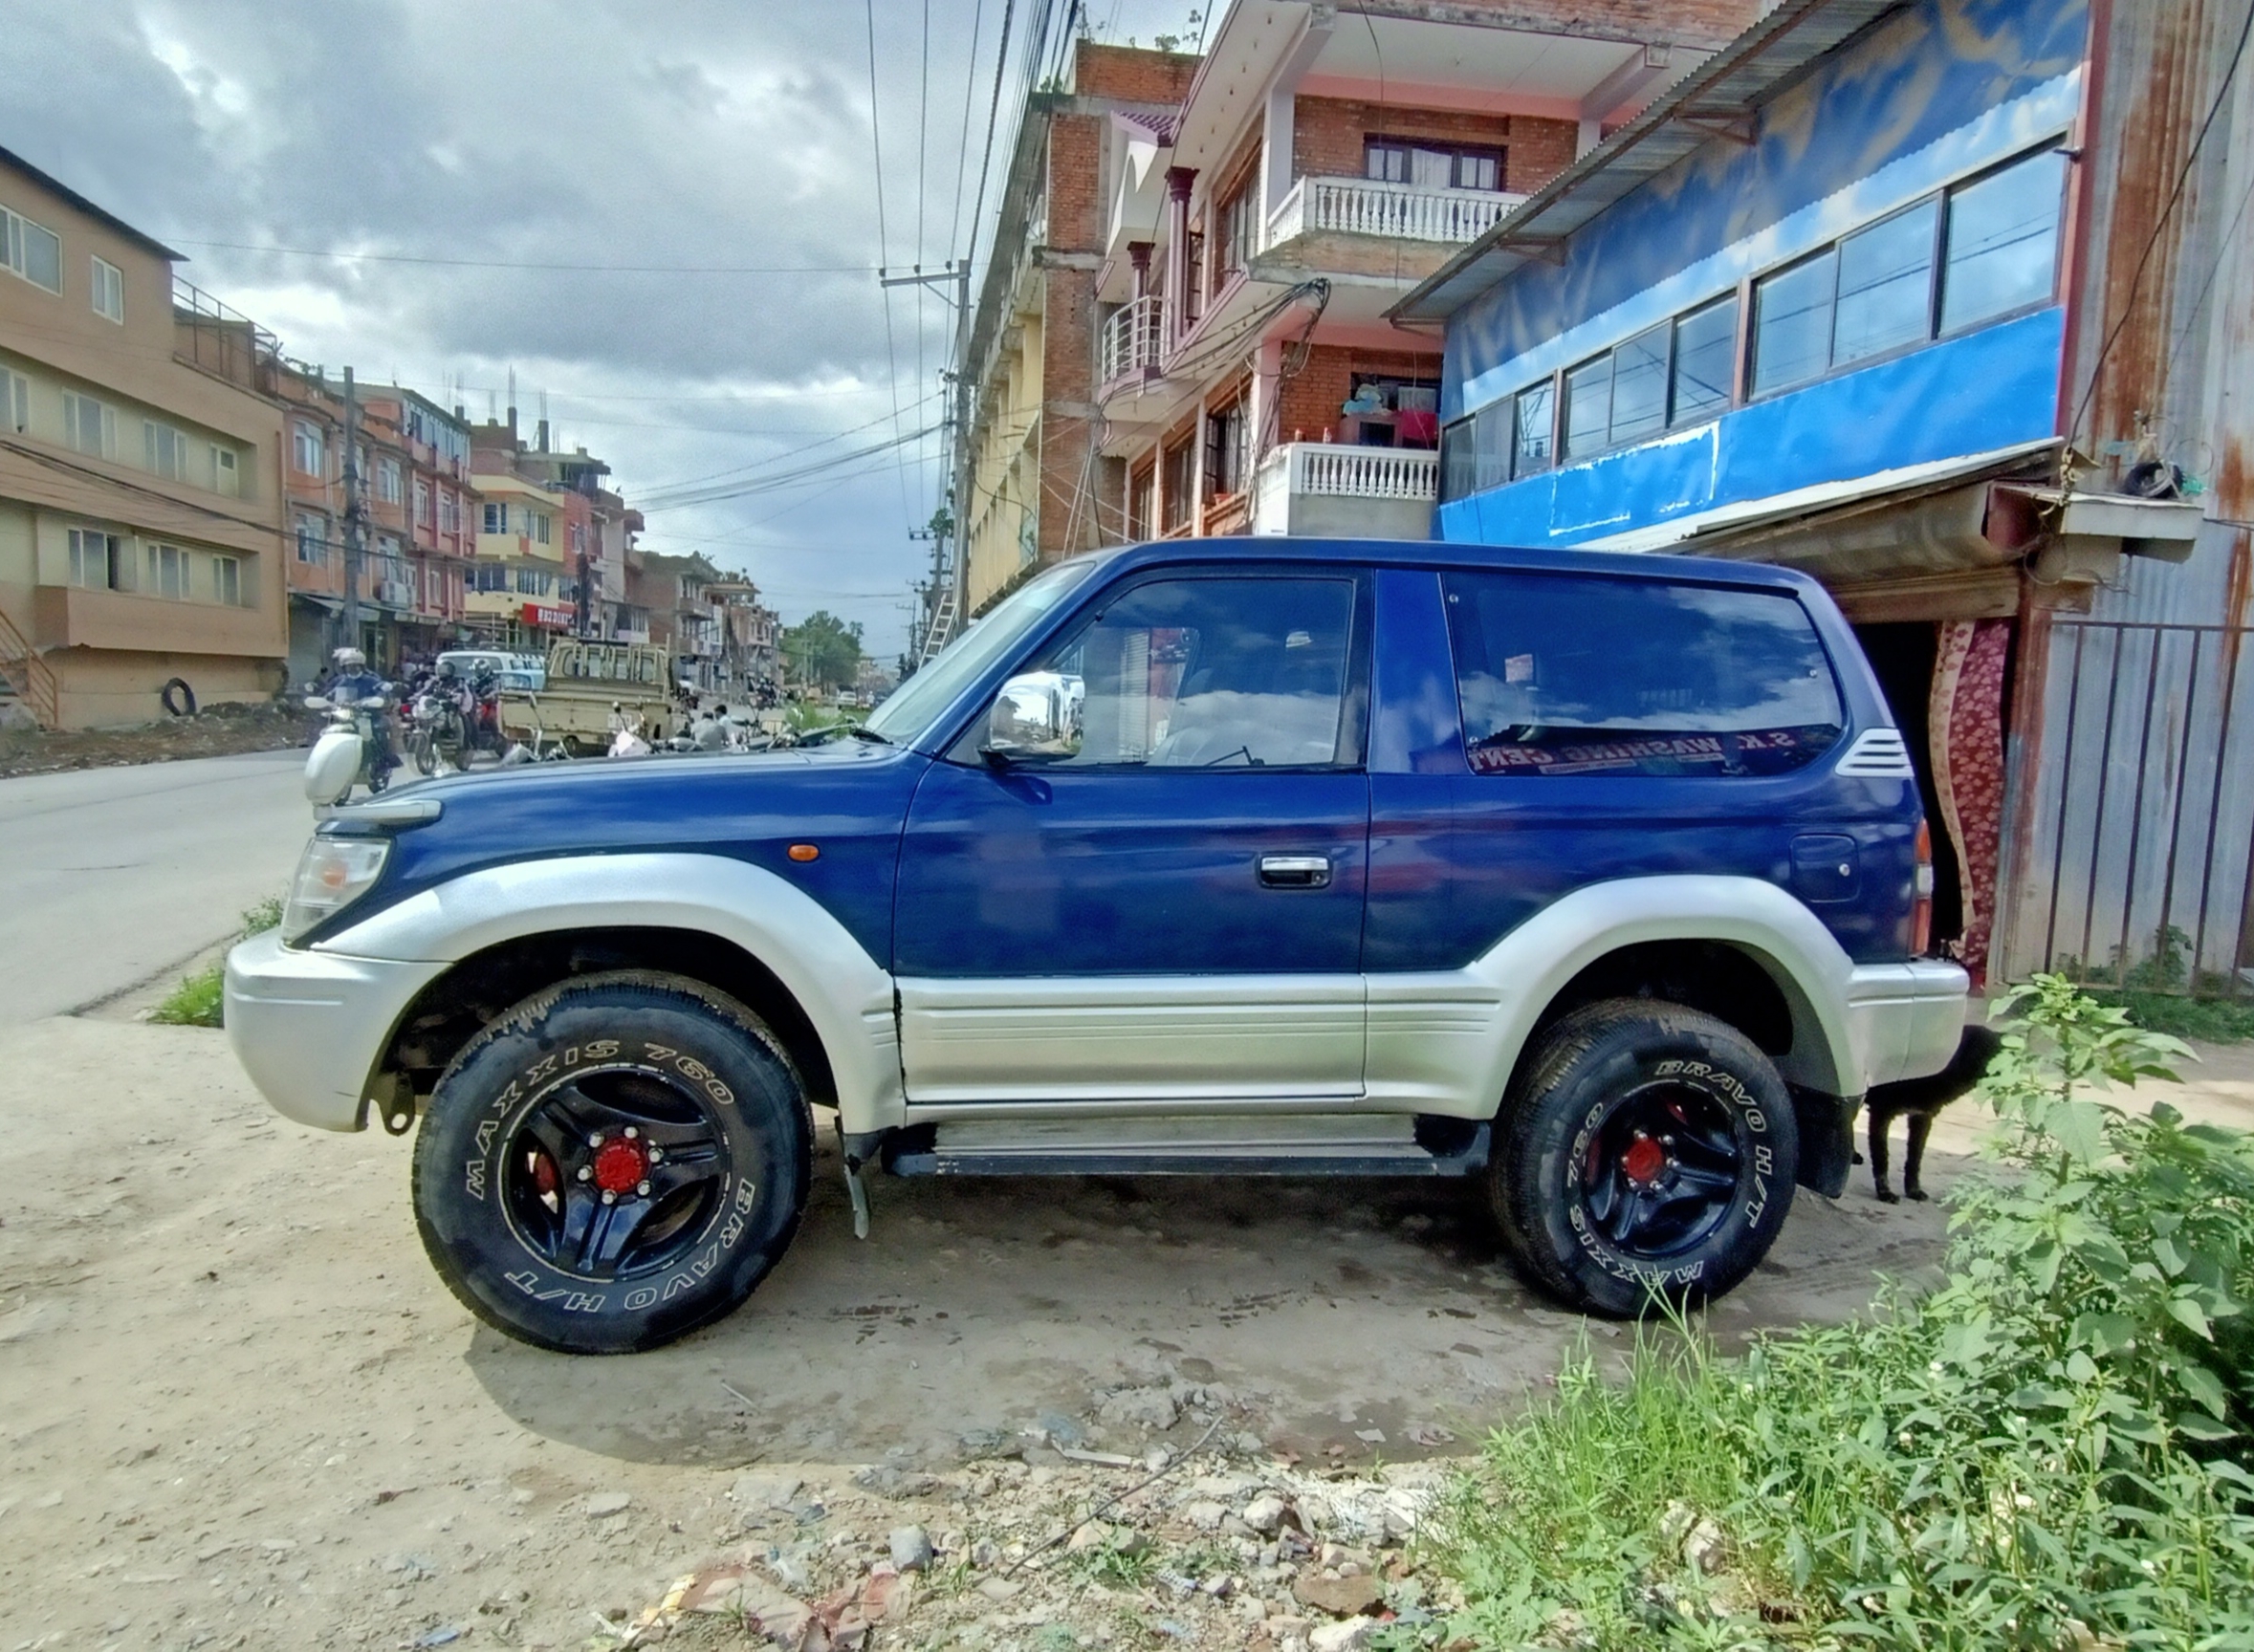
[497,639,679,754]
[227,538,1967,1353]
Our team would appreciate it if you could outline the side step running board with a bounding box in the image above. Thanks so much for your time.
[883,1115,1489,1179]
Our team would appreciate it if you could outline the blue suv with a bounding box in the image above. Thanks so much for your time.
[227,539,1967,1352]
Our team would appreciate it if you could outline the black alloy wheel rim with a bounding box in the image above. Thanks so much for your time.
[1578,1080,1747,1260]
[500,1066,733,1281]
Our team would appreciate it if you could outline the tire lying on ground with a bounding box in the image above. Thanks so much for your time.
[1487,998,1797,1317]
[159,677,196,717]
[411,971,811,1354]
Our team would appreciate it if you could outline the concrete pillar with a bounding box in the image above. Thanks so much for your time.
[1165,166,1197,345]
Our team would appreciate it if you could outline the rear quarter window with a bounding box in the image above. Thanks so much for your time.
[1441,571,1843,776]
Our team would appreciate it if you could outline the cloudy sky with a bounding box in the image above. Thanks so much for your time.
[7,0,1209,660]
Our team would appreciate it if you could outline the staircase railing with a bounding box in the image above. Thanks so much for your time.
[0,599,58,727]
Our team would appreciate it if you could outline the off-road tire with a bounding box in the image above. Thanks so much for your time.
[1488,998,1797,1317]
[411,971,811,1354]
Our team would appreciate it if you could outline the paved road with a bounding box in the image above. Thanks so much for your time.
[0,750,311,1025]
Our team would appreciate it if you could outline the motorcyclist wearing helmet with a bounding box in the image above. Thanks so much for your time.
[321,646,399,782]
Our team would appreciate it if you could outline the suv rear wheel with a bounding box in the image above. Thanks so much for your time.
[411,971,810,1354]
[1488,998,1796,1317]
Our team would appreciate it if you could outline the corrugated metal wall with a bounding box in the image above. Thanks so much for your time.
[1996,0,2254,989]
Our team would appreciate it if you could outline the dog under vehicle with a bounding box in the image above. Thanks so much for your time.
[227,538,1969,1354]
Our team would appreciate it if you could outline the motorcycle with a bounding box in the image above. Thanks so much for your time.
[403,673,470,776]
[301,687,397,806]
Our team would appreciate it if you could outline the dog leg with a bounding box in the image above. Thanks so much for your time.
[1904,1112,1933,1202]
[1870,1110,1897,1203]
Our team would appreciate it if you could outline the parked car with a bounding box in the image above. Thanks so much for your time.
[436,648,545,693]
[226,538,1967,1353]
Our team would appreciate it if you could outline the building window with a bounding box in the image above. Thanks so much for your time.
[1561,355,1610,461]
[483,502,506,533]
[212,554,241,606]
[61,391,115,459]
[4,369,26,433]
[375,455,402,503]
[1365,139,1503,192]
[144,421,189,481]
[68,527,123,590]
[1217,185,1255,281]
[1751,250,1838,397]
[533,511,551,545]
[1941,147,2068,334]
[91,255,123,322]
[1204,398,1248,498]
[293,421,324,477]
[212,445,240,496]
[471,562,509,593]
[437,489,458,533]
[1669,295,1738,427]
[295,514,324,563]
[1513,380,1554,476]
[1128,463,1155,541]
[146,542,189,599]
[1160,439,1195,532]
[413,477,432,525]
[1,206,62,292]
[1833,199,1939,365]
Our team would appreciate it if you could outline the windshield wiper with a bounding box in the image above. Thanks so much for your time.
[804,723,892,746]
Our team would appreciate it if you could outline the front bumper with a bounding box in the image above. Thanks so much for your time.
[224,929,446,1132]
[1845,959,1970,1093]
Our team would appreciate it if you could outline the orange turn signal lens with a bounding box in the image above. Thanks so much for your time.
[1911,820,1934,956]
[787,843,820,862]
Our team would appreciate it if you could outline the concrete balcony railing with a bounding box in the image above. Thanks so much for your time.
[1264,176,1524,250]
[1098,295,1165,387]
[1253,443,1438,539]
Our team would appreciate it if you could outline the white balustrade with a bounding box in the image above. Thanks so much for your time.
[1264,176,1522,251]
[1098,294,1165,386]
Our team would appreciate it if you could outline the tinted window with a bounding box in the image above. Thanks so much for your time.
[1942,148,2066,333]
[1834,199,1937,363]
[1037,576,1355,768]
[1752,250,1837,395]
[1442,572,1843,776]
[1670,295,1738,424]
[1440,416,1476,502]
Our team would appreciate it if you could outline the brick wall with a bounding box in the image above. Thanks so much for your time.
[1075,41,1200,104]
[1274,345,1443,446]
[1296,98,1582,189]
[1046,111,1105,253]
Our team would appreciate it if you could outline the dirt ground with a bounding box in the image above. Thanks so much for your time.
[0,704,308,782]
[5,1011,2249,1652]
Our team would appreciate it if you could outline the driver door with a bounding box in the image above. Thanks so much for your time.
[893,567,1372,1105]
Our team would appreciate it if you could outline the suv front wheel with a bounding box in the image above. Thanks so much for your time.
[411,972,810,1354]
[1489,999,1797,1317]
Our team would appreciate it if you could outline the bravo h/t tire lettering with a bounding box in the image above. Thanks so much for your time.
[410,972,810,1354]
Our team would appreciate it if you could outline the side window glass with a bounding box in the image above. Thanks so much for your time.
[1033,576,1357,769]
[1441,572,1843,776]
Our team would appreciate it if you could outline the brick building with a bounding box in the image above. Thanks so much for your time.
[953,0,1762,618]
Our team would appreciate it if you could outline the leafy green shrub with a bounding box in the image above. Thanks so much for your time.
[1411,977,2254,1650]
[148,896,286,1028]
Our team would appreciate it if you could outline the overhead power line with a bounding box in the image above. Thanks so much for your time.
[164,239,879,274]
[637,423,944,511]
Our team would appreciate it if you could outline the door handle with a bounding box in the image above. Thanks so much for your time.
[1258,854,1332,889]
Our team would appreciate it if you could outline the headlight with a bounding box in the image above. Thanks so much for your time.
[281,837,391,945]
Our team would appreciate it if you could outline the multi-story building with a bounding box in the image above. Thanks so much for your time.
[271,365,478,679]
[468,416,587,654]
[706,575,782,695]
[1394,0,2241,991]
[638,551,725,687]
[0,144,289,727]
[955,3,1757,616]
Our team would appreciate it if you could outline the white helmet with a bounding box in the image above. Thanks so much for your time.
[333,646,366,670]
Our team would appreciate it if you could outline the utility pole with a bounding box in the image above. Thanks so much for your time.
[339,367,365,662]
[879,258,973,660]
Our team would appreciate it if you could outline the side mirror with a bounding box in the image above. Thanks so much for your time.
[983,671,1083,763]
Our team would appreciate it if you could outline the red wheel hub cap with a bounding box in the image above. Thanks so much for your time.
[592,1138,648,1194]
[1621,1134,1666,1186]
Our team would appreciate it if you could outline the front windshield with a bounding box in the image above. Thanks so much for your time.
[863,556,1107,746]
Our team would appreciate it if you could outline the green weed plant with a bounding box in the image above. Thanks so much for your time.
[1411,976,2254,1650]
